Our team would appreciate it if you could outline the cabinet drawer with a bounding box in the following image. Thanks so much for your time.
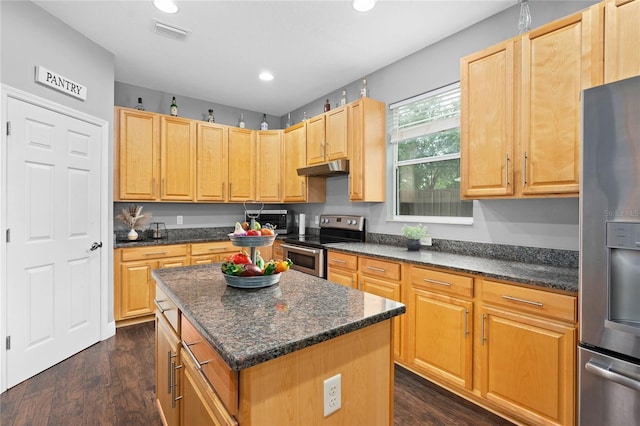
[327,251,358,271]
[481,279,576,323]
[410,266,473,298]
[360,257,401,281]
[181,315,239,415]
[120,244,188,261]
[155,284,180,334]
[191,241,235,256]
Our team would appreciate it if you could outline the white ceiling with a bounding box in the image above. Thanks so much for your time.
[35,0,514,116]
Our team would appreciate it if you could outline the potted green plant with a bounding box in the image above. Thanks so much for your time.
[401,224,429,251]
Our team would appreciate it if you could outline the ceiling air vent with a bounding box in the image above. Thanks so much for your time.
[153,20,189,40]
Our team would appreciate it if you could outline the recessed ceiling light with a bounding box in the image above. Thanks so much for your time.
[154,0,178,14]
[352,0,376,12]
[259,71,274,81]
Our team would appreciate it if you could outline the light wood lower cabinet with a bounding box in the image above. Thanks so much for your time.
[156,312,181,426]
[327,251,358,288]
[358,256,403,361]
[399,264,577,426]
[114,245,189,325]
[190,241,237,265]
[407,266,473,390]
[480,279,577,426]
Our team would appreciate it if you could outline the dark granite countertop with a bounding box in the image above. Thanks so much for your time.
[326,243,578,294]
[152,264,406,371]
[114,229,289,249]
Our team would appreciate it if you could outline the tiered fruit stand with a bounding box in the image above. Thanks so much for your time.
[223,203,280,289]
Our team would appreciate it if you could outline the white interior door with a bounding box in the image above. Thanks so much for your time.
[5,97,102,388]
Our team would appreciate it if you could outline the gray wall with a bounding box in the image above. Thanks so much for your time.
[1,1,116,321]
[113,1,597,251]
[115,82,280,130]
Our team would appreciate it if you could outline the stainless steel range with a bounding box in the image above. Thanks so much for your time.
[282,214,366,278]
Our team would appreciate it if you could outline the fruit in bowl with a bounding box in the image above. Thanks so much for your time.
[221,252,292,277]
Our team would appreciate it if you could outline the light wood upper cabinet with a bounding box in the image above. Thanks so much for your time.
[283,122,307,202]
[521,5,603,196]
[604,0,640,83]
[461,39,517,198]
[161,116,196,201]
[115,108,160,200]
[306,106,349,165]
[324,106,349,160]
[256,130,283,202]
[348,98,386,202]
[283,122,326,203]
[306,115,326,165]
[461,3,604,199]
[228,127,255,202]
[196,122,228,202]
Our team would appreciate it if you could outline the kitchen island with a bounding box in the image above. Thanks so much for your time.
[152,264,406,426]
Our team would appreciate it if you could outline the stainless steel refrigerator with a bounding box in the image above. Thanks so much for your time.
[579,75,640,425]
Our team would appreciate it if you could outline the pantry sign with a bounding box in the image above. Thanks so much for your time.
[35,66,87,101]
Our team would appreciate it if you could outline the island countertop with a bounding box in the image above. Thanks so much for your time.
[152,264,406,371]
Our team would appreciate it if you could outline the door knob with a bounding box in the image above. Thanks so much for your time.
[90,242,103,251]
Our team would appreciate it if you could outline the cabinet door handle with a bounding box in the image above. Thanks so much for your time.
[331,259,347,264]
[171,360,183,407]
[522,151,528,188]
[502,295,543,307]
[154,299,166,313]
[481,314,487,345]
[162,178,165,197]
[222,182,226,199]
[182,340,210,367]
[152,178,156,198]
[166,350,172,394]
[424,278,451,287]
[229,183,232,199]
[145,251,168,256]
[505,154,510,188]
[367,266,386,273]
[463,308,469,338]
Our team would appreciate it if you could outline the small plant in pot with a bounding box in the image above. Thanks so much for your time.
[401,224,429,251]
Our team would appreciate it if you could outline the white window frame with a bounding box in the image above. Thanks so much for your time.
[390,82,473,225]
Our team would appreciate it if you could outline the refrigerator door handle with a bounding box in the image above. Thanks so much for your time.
[585,359,640,392]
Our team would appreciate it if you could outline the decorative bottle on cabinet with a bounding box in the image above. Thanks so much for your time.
[324,99,331,112]
[170,97,178,116]
[340,90,347,106]
[360,78,368,98]
[238,113,245,128]
[207,109,215,123]
[260,114,269,130]
[286,113,292,128]
[135,97,145,111]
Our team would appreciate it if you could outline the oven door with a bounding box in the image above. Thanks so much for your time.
[281,244,325,278]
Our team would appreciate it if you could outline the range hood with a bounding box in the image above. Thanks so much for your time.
[296,159,349,177]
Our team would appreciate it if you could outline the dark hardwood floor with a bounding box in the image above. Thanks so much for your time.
[1,322,513,426]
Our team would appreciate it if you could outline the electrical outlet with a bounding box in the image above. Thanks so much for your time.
[314,215,320,225]
[177,215,183,225]
[323,374,341,417]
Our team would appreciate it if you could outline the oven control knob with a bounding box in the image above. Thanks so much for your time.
[348,219,355,225]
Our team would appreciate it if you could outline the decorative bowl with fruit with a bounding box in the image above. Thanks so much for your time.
[220,251,293,289]
[228,221,276,247]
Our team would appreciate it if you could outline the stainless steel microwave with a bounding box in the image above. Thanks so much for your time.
[244,210,293,235]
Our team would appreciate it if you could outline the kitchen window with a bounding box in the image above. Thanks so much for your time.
[391,82,473,224]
